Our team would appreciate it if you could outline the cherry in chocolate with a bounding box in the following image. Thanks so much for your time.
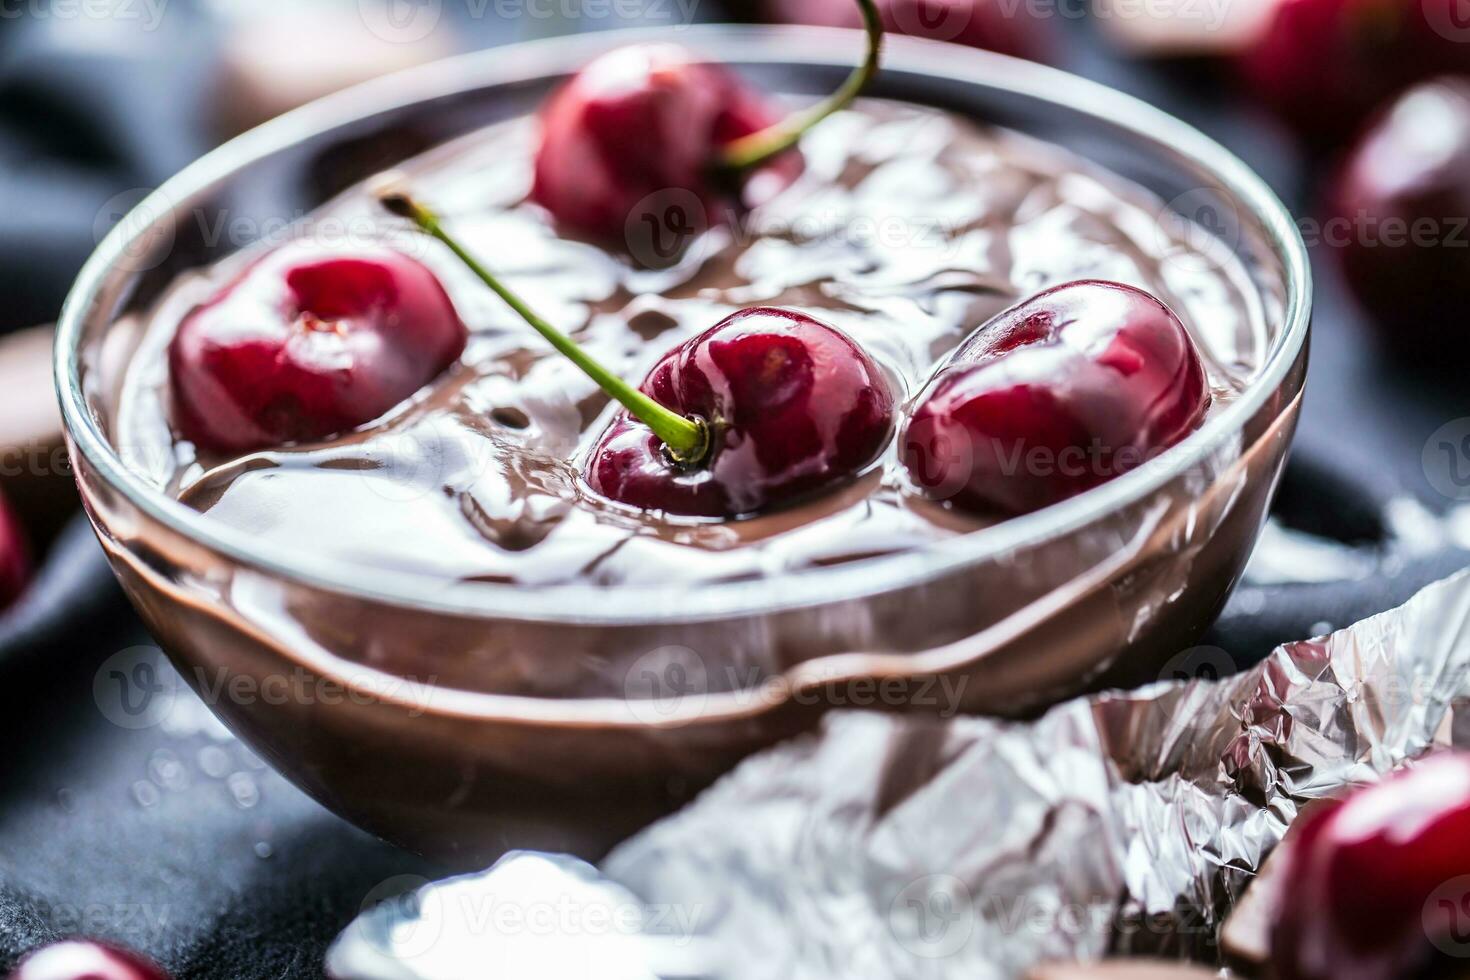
[169,242,468,454]
[380,188,895,519]
[0,487,31,612]
[1330,78,1470,355]
[531,0,882,243]
[586,307,895,518]
[1241,0,1470,145]
[1270,752,1470,980]
[7,941,169,980]
[901,280,1208,516]
[531,46,784,243]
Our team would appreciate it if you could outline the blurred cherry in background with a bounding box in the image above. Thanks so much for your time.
[0,488,31,614]
[1240,0,1470,145]
[1327,78,1470,356]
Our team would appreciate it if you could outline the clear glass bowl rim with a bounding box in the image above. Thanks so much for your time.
[55,25,1312,626]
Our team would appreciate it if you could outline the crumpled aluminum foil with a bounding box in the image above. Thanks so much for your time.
[327,569,1470,980]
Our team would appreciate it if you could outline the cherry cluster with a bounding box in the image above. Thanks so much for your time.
[166,3,1211,524]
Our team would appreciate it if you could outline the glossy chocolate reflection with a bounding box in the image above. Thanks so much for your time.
[117,100,1266,587]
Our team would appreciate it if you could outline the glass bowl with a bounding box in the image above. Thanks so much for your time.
[56,26,1310,864]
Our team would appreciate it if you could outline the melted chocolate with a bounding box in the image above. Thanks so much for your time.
[117,100,1265,587]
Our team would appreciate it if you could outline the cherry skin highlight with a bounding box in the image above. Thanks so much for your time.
[900,280,1209,516]
[168,242,468,454]
[1240,0,1470,145]
[0,487,31,613]
[1270,753,1470,980]
[585,307,895,518]
[530,44,799,244]
[1329,78,1470,355]
[7,940,169,980]
[764,0,1049,63]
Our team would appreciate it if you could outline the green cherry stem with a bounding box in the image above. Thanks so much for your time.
[377,186,711,465]
[716,0,884,173]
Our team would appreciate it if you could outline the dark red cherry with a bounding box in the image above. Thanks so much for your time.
[1329,78,1470,354]
[7,940,169,980]
[1240,0,1470,145]
[764,0,1049,62]
[0,487,31,612]
[531,44,796,243]
[901,280,1209,516]
[1271,753,1470,980]
[585,308,895,518]
[169,243,468,454]
[378,190,893,519]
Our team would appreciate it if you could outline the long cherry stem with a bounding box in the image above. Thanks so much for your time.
[377,187,711,465]
[716,0,884,172]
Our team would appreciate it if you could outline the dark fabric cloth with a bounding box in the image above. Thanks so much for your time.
[0,4,216,331]
[1,7,1467,979]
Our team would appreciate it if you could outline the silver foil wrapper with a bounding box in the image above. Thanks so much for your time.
[329,569,1470,979]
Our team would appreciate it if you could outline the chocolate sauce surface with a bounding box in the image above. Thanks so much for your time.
[116,100,1266,587]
